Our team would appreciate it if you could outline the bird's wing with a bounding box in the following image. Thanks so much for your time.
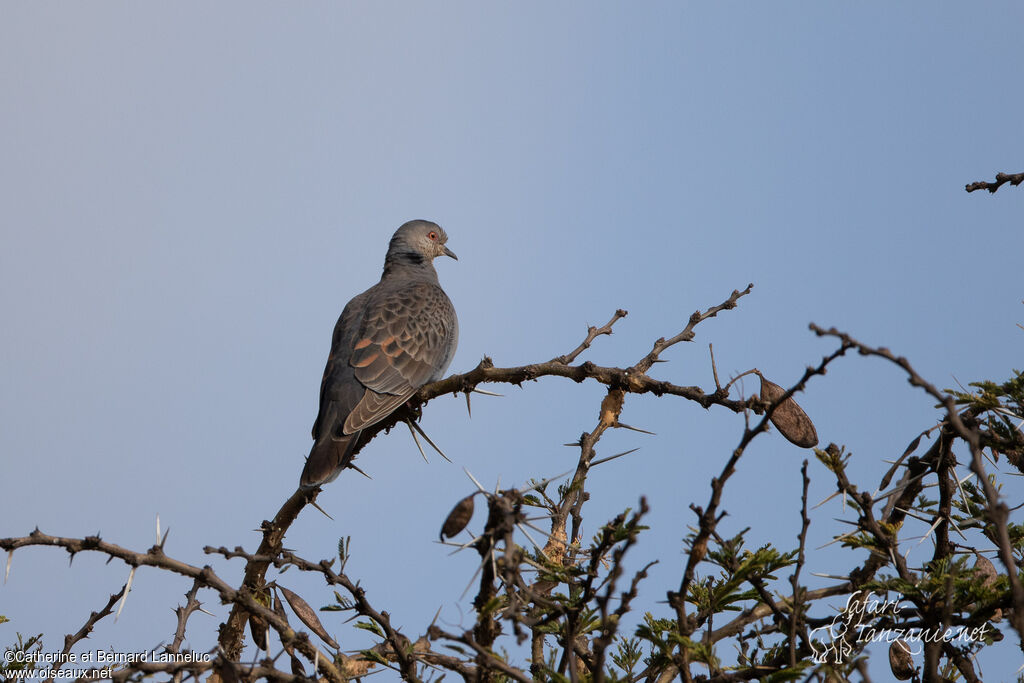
[344,280,457,433]
[311,290,369,441]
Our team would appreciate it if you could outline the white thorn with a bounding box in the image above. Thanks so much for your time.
[116,567,136,622]
[515,523,551,561]
[459,556,486,600]
[443,534,485,555]
[4,551,11,584]
[590,447,641,467]
[406,420,430,463]
[463,468,487,493]
[917,517,943,546]
[816,529,859,550]
[518,471,572,495]
[407,419,450,462]
[310,500,335,521]
[812,490,842,510]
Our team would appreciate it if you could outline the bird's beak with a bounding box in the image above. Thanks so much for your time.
[443,246,458,260]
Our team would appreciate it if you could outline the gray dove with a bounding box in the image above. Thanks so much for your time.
[300,220,459,489]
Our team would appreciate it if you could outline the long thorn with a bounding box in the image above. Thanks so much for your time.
[471,387,502,397]
[406,420,430,463]
[590,448,641,467]
[917,516,943,546]
[463,468,488,493]
[4,551,11,584]
[459,556,486,600]
[518,471,572,495]
[310,500,335,521]
[429,605,443,630]
[813,490,843,510]
[816,529,860,550]
[615,422,656,435]
[408,419,451,462]
[347,462,373,479]
[443,534,485,554]
[516,523,551,561]
[893,507,933,523]
[464,391,472,418]
[872,470,930,503]
[116,567,136,622]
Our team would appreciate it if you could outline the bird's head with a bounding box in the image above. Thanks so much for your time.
[387,220,457,265]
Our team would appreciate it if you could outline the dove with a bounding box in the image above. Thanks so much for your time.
[300,220,458,489]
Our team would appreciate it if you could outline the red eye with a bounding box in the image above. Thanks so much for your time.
[428,231,438,241]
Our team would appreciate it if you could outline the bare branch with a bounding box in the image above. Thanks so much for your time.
[965,171,1024,193]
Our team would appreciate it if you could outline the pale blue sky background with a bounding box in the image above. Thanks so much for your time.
[2,3,1022,679]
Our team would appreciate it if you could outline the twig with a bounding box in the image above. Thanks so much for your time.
[965,171,1024,193]
[44,585,127,683]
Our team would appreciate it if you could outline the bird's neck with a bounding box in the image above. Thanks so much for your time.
[381,256,439,282]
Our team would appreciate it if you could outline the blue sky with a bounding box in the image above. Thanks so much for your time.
[2,3,1022,679]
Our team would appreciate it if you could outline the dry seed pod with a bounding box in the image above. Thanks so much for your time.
[888,639,915,680]
[759,376,819,448]
[214,656,242,683]
[975,553,1003,621]
[279,584,340,649]
[975,553,998,585]
[289,654,305,678]
[272,592,294,655]
[248,613,268,651]
[440,494,475,540]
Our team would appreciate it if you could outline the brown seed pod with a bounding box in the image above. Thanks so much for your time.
[974,553,1003,621]
[974,553,998,586]
[279,584,340,649]
[759,376,819,448]
[289,654,305,678]
[272,591,293,655]
[888,639,915,680]
[440,494,475,540]
[248,613,268,651]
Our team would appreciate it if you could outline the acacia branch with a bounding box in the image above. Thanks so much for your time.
[965,171,1024,193]
[810,324,1024,650]
[217,285,759,661]
[0,531,344,683]
[42,585,127,683]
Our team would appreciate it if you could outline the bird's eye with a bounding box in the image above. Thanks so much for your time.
[428,231,438,241]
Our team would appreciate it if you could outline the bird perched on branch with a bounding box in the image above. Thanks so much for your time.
[300,220,459,489]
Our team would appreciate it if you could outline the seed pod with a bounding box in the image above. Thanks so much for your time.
[975,553,1003,621]
[759,376,818,448]
[214,655,242,683]
[889,639,915,680]
[248,613,268,651]
[279,584,340,649]
[289,654,305,677]
[440,494,475,540]
[975,553,998,586]
[272,591,294,655]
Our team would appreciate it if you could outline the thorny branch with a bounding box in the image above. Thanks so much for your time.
[812,324,1024,652]
[965,171,1024,193]
[4,281,1021,682]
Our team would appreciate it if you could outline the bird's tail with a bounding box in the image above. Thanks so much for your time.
[300,432,360,489]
